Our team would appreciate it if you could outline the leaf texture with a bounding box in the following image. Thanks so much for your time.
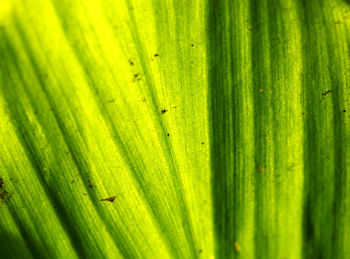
[0,0,349,258]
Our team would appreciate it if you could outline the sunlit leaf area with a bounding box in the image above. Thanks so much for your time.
[0,0,350,258]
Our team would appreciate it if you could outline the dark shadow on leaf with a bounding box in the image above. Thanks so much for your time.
[0,230,45,259]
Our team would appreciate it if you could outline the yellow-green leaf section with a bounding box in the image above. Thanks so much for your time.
[0,0,349,258]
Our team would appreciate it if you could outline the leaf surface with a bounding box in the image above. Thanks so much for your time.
[0,0,349,258]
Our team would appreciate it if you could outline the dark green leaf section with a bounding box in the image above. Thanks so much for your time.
[300,1,350,258]
[208,0,350,258]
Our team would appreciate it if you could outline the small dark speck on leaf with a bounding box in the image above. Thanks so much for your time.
[83,193,87,196]
[129,60,134,66]
[198,249,203,253]
[343,110,346,112]
[161,109,168,114]
[87,180,94,189]
[134,73,140,78]
[0,179,11,202]
[154,54,159,57]
[191,44,194,47]
[167,133,170,137]
[201,142,205,145]
[100,196,117,202]
[322,89,334,96]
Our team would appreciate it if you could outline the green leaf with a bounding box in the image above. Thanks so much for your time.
[0,0,349,258]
